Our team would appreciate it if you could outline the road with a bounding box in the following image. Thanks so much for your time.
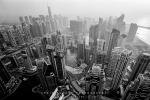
[66,71,86,95]
[78,49,96,79]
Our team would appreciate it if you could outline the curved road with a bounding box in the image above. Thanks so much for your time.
[64,49,96,95]
[66,71,86,95]
[79,49,96,79]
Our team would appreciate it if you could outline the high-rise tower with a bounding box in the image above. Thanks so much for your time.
[106,29,120,62]
[96,51,106,65]
[36,59,49,93]
[47,4,53,19]
[126,23,138,42]
[77,40,84,60]
[19,16,24,23]
[110,49,132,91]
[97,39,105,51]
[24,16,30,25]
[107,47,124,78]
[84,46,91,64]
[53,52,66,83]
[85,64,105,100]
[127,53,150,85]
[6,29,17,47]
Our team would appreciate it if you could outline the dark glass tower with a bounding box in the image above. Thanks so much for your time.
[0,56,11,87]
[127,53,150,85]
[45,73,57,93]
[77,41,84,60]
[53,52,66,82]
[36,59,49,93]
[107,29,120,62]
[47,48,56,75]
[121,76,141,100]
[84,46,90,64]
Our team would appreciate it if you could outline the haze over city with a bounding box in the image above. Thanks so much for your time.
[1,0,150,27]
[1,0,150,100]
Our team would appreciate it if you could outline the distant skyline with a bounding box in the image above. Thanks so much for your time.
[0,0,150,27]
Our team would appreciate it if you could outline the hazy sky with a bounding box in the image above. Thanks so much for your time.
[0,0,150,26]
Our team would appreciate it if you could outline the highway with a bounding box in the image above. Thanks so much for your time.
[78,49,96,79]
[66,71,86,95]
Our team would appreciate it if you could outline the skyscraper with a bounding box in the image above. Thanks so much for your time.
[0,30,10,44]
[107,47,124,78]
[42,22,46,35]
[115,14,125,29]
[110,49,132,91]
[29,24,36,38]
[29,16,33,24]
[106,29,120,62]
[97,39,105,51]
[55,34,64,52]
[122,60,135,87]
[39,23,44,37]
[24,16,30,25]
[104,30,111,51]
[77,40,84,60]
[84,46,91,64]
[127,53,150,85]
[19,16,24,23]
[70,20,83,34]
[126,23,138,42]
[47,5,53,19]
[96,51,106,65]
[45,73,57,93]
[22,23,32,42]
[85,64,105,100]
[50,19,55,32]
[99,17,103,30]
[46,19,51,33]
[51,34,57,46]
[77,21,83,34]
[39,15,46,23]
[21,50,33,70]
[34,21,41,37]
[70,20,77,32]
[121,75,141,100]
[118,34,126,47]
[31,46,40,59]
[107,16,113,30]
[89,24,99,46]
[0,31,6,52]
[121,73,150,100]
[36,59,49,93]
[6,29,17,47]
[41,37,47,56]
[83,20,87,33]
[58,15,63,28]
[53,52,66,82]
[0,56,12,95]
[98,17,103,39]
[134,73,150,99]
[89,38,94,55]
